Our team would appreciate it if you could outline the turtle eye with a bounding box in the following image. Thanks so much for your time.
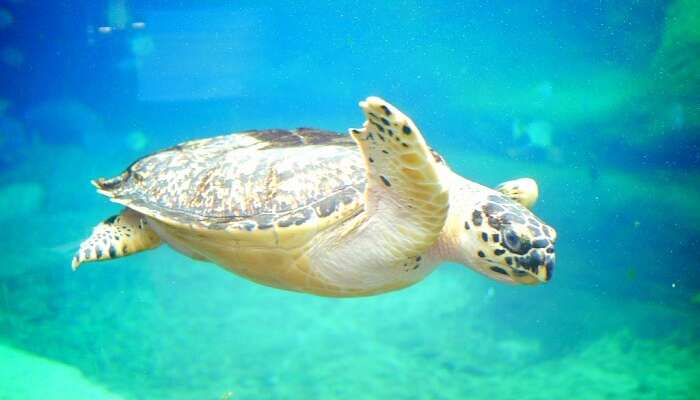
[502,227,530,255]
[504,228,519,248]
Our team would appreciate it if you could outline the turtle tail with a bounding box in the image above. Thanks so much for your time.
[91,170,130,198]
[71,208,161,270]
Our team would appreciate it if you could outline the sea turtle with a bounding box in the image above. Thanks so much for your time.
[72,97,557,297]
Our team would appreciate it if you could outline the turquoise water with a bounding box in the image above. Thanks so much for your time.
[1,1,699,399]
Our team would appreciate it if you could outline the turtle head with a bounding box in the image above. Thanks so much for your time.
[456,180,556,285]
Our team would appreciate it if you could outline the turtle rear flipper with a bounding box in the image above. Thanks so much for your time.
[71,208,161,270]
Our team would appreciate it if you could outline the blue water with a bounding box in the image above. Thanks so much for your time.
[1,1,699,399]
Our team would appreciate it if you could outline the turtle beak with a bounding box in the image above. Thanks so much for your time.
[512,249,554,284]
[540,253,555,282]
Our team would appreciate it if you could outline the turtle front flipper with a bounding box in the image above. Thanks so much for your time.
[71,208,161,270]
[349,97,450,257]
[495,178,539,209]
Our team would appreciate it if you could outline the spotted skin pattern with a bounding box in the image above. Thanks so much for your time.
[72,208,161,269]
[347,97,450,270]
[465,191,556,283]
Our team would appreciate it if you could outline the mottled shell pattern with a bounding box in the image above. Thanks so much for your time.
[94,129,368,236]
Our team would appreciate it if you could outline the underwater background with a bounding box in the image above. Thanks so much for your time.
[1,0,699,399]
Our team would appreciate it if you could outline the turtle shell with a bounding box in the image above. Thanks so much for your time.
[94,129,367,245]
